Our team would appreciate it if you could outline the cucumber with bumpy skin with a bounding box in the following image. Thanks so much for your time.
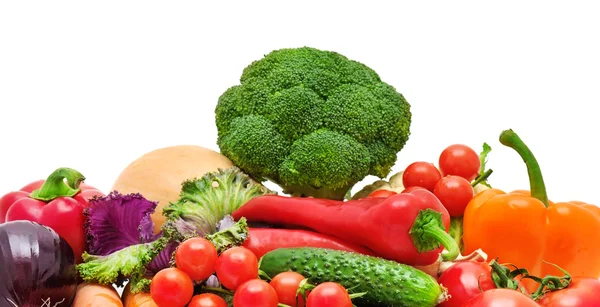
[259,247,448,307]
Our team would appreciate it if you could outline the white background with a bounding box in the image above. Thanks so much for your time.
[1,1,598,205]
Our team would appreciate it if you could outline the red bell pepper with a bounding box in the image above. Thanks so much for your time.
[243,227,376,258]
[232,189,459,266]
[0,167,103,263]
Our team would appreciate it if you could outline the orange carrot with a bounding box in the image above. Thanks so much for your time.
[72,283,123,307]
[122,284,158,307]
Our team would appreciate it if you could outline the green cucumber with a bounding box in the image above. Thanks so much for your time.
[259,247,448,307]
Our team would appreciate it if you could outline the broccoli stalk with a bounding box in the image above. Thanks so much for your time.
[77,217,249,293]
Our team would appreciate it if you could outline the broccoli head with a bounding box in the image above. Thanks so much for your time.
[215,46,412,200]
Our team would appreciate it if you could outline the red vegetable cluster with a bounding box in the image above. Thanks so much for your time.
[150,238,354,307]
[368,144,482,217]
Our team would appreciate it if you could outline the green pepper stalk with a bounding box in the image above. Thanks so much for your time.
[30,167,85,201]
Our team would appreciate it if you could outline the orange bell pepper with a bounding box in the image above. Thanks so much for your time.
[463,129,600,291]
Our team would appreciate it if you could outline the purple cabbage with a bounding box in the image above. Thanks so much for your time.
[0,220,77,307]
[84,191,177,274]
[85,191,157,255]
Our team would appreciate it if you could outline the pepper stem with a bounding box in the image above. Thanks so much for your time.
[499,129,549,207]
[409,209,459,261]
[471,169,493,187]
[30,167,85,201]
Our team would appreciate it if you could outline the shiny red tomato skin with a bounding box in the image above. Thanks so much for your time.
[151,268,194,307]
[367,190,397,198]
[437,262,496,307]
[401,186,427,193]
[402,162,442,191]
[433,175,474,216]
[464,289,538,307]
[215,246,259,290]
[538,278,600,306]
[439,144,480,182]
[233,279,279,307]
[306,282,352,307]
[270,272,308,307]
[175,237,218,281]
[188,293,228,307]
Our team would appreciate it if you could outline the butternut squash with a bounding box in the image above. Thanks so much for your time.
[111,145,234,234]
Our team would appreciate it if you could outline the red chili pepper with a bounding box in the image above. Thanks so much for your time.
[232,189,459,266]
[243,227,376,258]
[0,167,104,263]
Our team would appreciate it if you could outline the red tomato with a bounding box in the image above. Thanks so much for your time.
[367,189,397,198]
[175,237,218,281]
[215,246,259,290]
[538,278,600,306]
[150,268,194,307]
[401,186,427,193]
[306,282,352,307]
[439,144,480,181]
[402,162,442,191]
[437,262,496,307]
[433,175,474,216]
[189,293,228,307]
[233,279,279,307]
[464,289,538,307]
[270,272,308,307]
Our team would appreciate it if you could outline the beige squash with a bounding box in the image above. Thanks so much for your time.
[112,145,233,234]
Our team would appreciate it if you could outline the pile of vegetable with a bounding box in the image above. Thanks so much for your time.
[1,46,599,307]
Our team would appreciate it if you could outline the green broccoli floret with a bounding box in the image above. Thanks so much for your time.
[215,46,412,200]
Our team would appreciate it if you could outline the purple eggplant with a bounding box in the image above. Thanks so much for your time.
[0,220,77,307]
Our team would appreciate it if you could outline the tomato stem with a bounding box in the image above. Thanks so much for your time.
[30,167,85,201]
[489,259,525,290]
[526,261,572,300]
[471,169,493,187]
[202,286,234,296]
[499,129,549,207]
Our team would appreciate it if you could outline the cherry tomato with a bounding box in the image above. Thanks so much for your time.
[433,175,474,217]
[189,293,228,307]
[402,162,442,191]
[175,237,218,281]
[367,189,397,198]
[215,246,259,290]
[401,186,427,193]
[270,272,308,307]
[537,278,600,307]
[463,289,538,307]
[233,279,279,307]
[437,262,496,307]
[306,282,352,307]
[150,267,194,307]
[439,144,480,182]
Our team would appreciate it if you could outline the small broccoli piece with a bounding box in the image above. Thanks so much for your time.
[77,237,167,289]
[163,167,273,236]
[279,129,371,199]
[218,116,289,181]
[215,47,412,200]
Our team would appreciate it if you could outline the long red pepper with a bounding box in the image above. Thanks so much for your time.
[244,228,376,258]
[232,189,459,266]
